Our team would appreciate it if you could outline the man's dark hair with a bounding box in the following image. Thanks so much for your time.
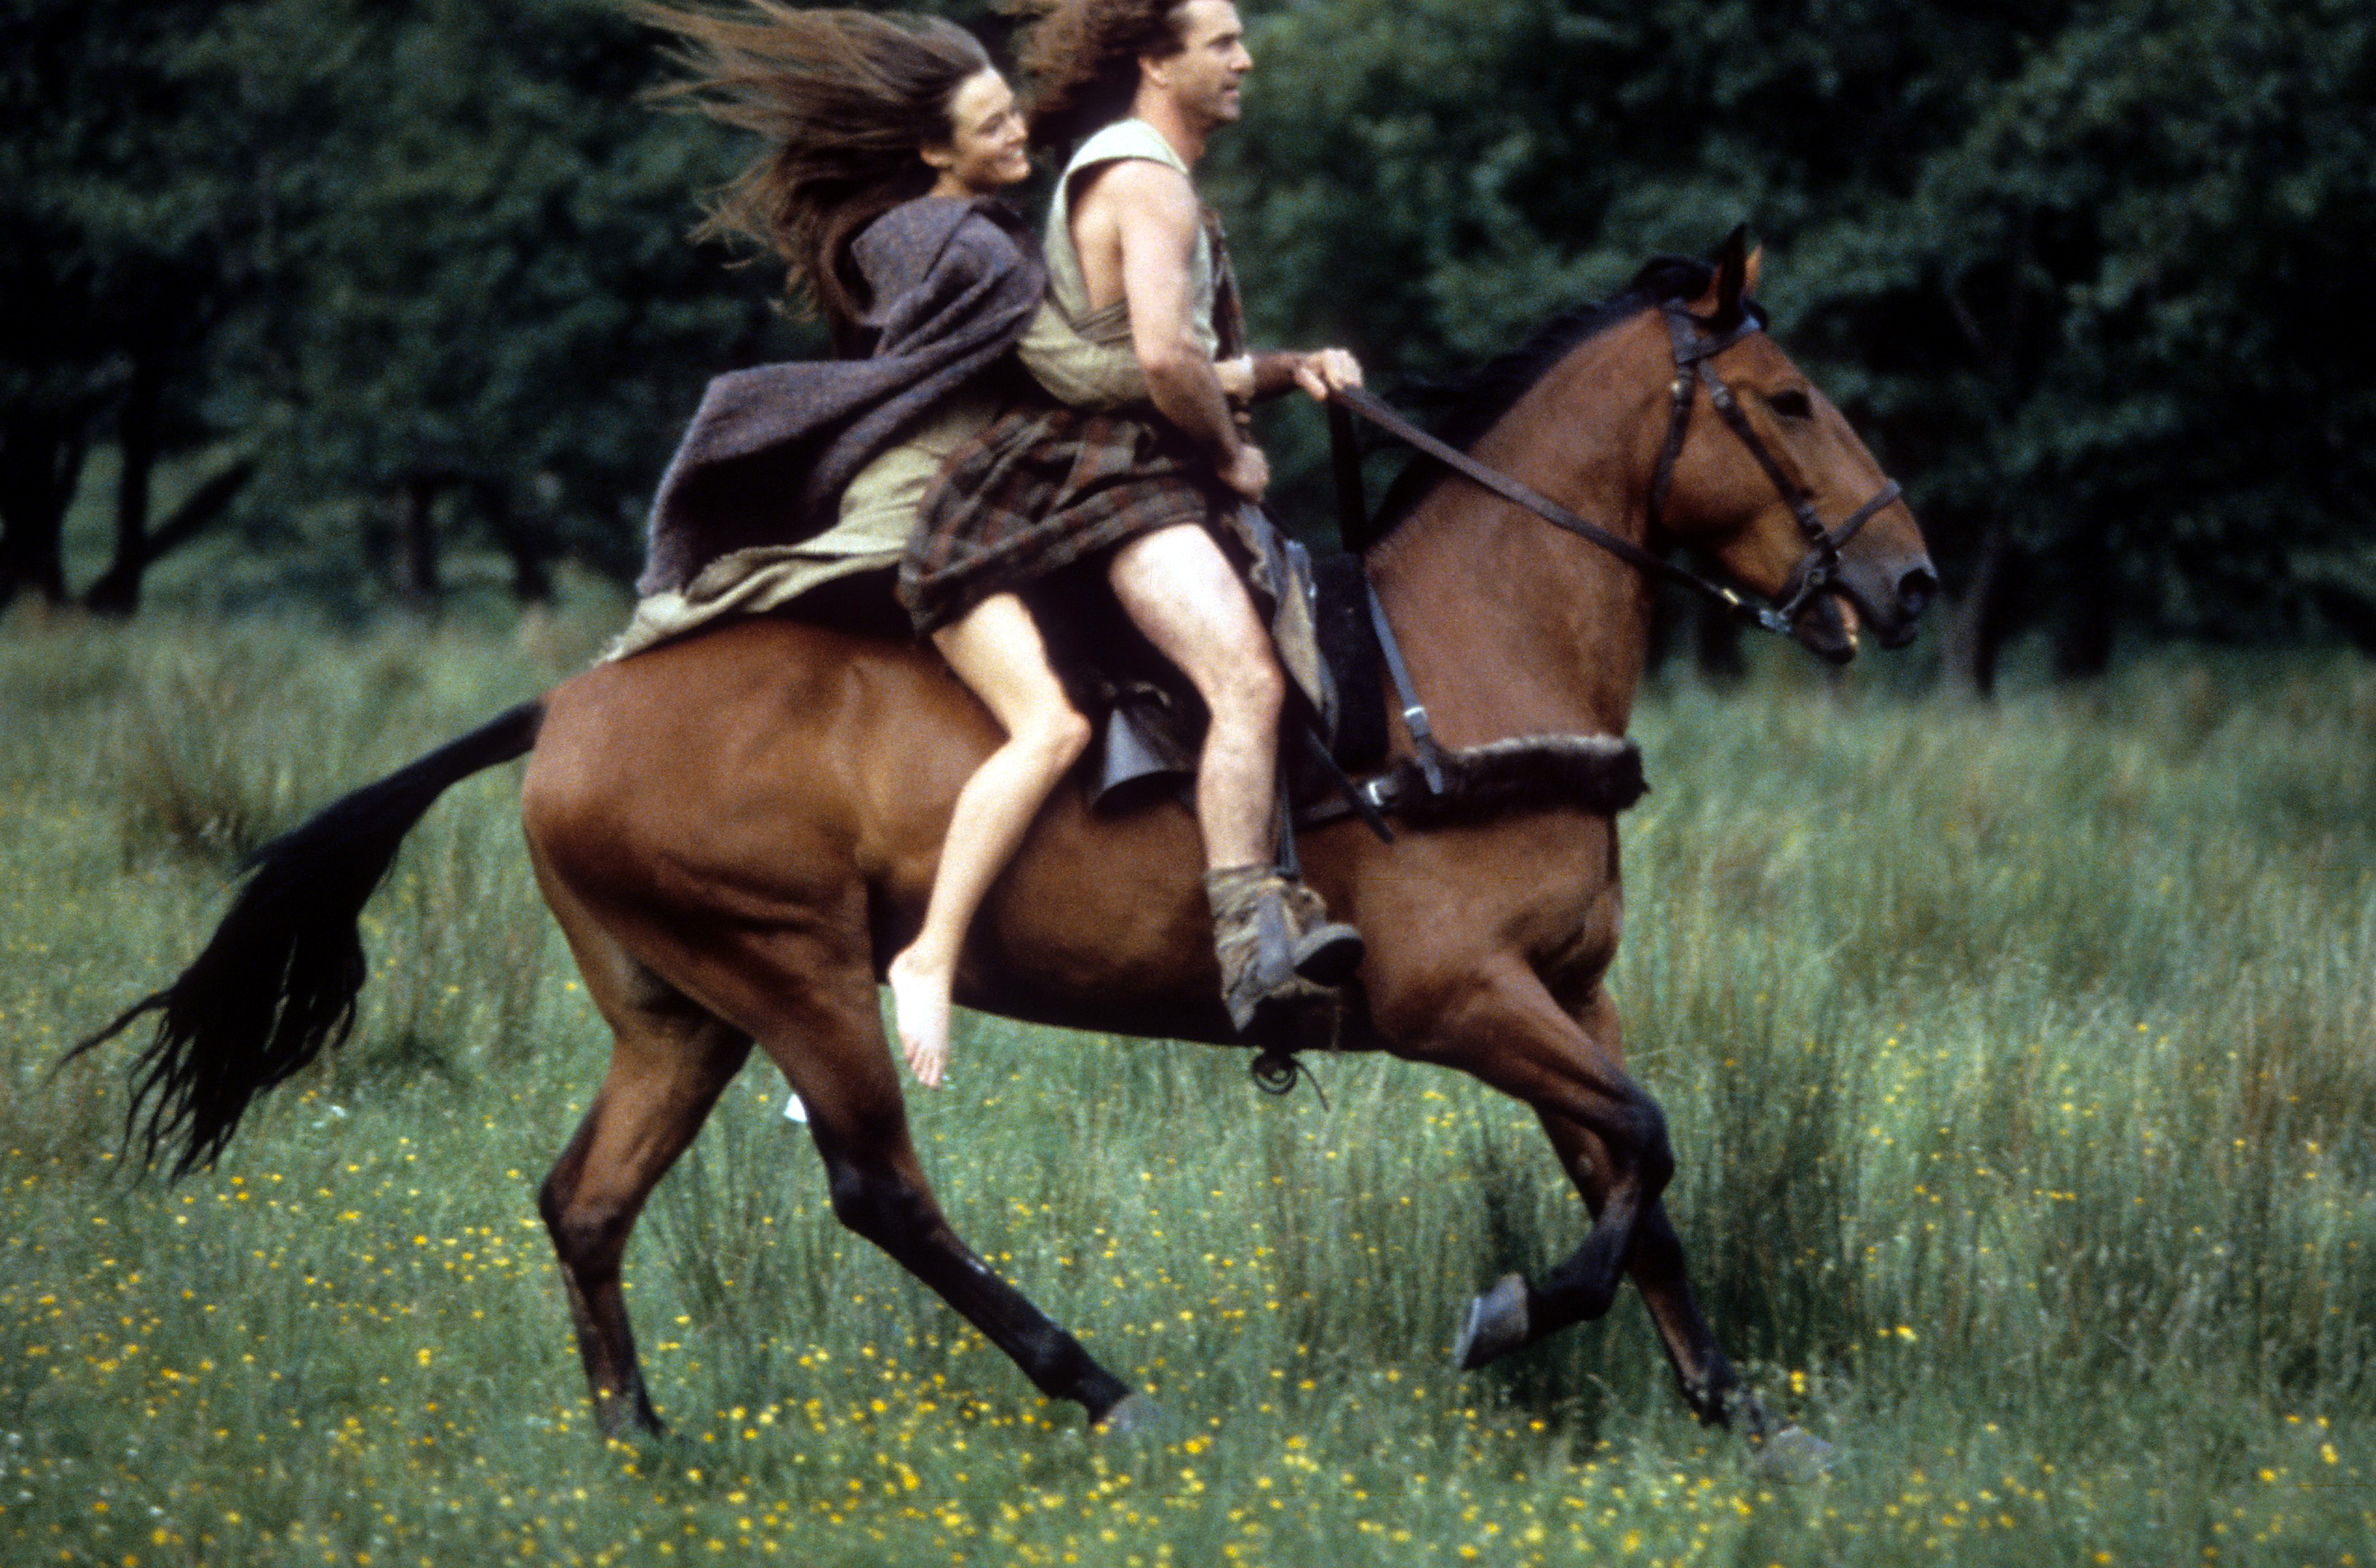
[1010,0,1190,153]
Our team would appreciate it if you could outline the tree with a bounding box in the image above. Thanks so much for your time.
[0,0,271,611]
[1890,0,2376,682]
[5,0,794,614]
[1208,0,2375,683]
[14,0,2368,652]
[245,0,789,602]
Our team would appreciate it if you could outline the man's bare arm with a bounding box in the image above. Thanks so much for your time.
[1088,160,1266,496]
[1245,348,1365,402]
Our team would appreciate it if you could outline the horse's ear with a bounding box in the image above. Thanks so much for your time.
[1713,225,1751,322]
[1688,225,1754,321]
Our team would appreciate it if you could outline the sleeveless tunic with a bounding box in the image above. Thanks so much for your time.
[898,120,1240,635]
[1016,119,1223,398]
[836,124,1206,559]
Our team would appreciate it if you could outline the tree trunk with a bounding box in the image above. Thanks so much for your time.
[1691,596,1745,683]
[84,460,254,615]
[477,479,553,605]
[0,414,86,609]
[400,475,442,602]
[1944,515,2016,698]
[1643,581,1679,676]
[2052,522,2116,680]
[85,359,161,616]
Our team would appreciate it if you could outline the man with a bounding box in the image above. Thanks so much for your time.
[908,0,1365,1033]
[1047,0,1372,1032]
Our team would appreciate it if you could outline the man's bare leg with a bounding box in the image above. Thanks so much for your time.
[1106,522,1280,869]
[1107,521,1361,1029]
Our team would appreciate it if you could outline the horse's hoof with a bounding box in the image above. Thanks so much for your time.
[1453,1273,1532,1370]
[594,1398,666,1446]
[1092,1393,1166,1438]
[1752,1423,1837,1484]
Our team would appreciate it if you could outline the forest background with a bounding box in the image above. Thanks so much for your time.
[6,0,2373,687]
[7,5,2376,1562]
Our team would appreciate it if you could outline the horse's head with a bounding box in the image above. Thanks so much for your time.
[1636,232,1936,662]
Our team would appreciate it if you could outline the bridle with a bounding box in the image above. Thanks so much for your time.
[1328,300,1902,638]
[1645,302,1900,631]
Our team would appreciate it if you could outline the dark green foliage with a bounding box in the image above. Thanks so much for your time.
[244,0,800,598]
[0,0,272,608]
[7,0,2370,668]
[1208,0,2376,676]
[2,0,803,610]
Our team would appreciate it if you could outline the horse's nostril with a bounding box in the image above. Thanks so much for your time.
[1897,565,1937,619]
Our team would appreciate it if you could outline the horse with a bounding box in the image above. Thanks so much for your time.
[77,234,1935,1448]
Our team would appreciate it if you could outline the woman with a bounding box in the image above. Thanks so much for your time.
[632,3,1154,1091]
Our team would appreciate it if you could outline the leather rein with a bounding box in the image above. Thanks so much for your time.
[1329,302,1902,637]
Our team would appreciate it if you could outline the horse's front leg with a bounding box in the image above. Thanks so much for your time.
[1617,1196,1762,1433]
[1448,985,1770,1437]
[1530,986,1758,1429]
[1382,958,1672,1351]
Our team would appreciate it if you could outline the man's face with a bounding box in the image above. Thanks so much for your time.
[1144,1,1252,131]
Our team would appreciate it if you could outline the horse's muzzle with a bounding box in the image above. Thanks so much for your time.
[1796,554,1937,661]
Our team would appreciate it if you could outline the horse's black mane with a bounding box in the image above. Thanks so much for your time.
[1370,253,1756,535]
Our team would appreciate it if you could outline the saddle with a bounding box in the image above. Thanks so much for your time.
[754,502,1648,837]
[1037,512,1646,836]
[1035,507,1375,811]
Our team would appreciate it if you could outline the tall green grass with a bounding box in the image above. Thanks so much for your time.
[3,611,2369,1566]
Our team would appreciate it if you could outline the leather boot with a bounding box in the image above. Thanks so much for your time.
[1204,865,1365,1034]
[1274,876,1366,987]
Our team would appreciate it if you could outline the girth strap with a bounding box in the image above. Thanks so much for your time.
[1366,576,1448,795]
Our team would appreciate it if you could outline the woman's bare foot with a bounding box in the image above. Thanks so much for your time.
[886,948,953,1088]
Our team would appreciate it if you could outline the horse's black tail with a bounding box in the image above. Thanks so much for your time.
[65,700,547,1180]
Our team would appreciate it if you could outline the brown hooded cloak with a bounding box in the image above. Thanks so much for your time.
[636,195,1045,596]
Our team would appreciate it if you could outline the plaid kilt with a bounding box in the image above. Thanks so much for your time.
[898,404,1218,635]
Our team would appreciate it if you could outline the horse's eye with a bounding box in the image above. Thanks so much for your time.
[1767,388,1814,421]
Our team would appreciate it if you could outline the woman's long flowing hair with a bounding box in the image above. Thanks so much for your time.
[1008,0,1185,153]
[638,4,991,330]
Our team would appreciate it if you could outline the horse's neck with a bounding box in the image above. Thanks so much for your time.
[1366,328,1664,744]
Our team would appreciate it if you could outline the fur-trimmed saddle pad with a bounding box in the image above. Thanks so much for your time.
[1297,733,1647,831]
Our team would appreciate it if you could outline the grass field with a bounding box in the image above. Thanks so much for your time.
[3,605,2371,1566]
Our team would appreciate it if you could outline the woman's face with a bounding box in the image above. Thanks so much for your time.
[922,69,1031,195]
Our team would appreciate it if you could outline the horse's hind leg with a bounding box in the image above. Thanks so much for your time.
[801,1111,1135,1426]
[1623,1194,1759,1431]
[537,963,751,1439]
[716,928,1140,1429]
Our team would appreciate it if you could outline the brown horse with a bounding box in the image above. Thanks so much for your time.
[79,238,1934,1447]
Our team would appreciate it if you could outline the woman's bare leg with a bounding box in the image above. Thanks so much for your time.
[888,591,1090,1086]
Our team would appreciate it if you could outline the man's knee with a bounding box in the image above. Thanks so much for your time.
[1208,643,1284,731]
[1108,525,1285,728]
